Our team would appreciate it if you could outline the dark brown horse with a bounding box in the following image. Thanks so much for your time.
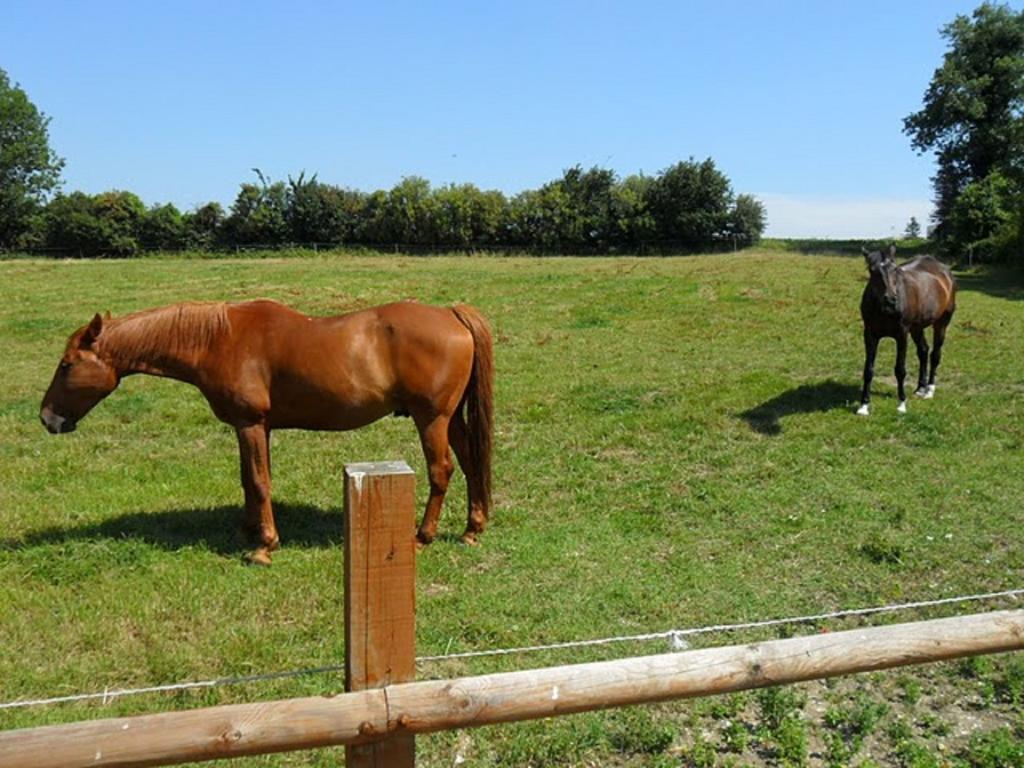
[40,300,494,563]
[858,246,956,416]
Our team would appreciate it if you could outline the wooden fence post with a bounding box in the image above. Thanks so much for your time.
[344,461,417,768]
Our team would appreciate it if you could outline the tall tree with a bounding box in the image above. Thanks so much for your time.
[903,3,1024,245]
[0,67,65,246]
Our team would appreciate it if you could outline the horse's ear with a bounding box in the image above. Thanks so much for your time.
[80,313,104,348]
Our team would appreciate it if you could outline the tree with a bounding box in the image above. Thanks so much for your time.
[728,194,767,246]
[183,202,225,249]
[45,190,145,256]
[507,186,569,251]
[0,67,65,247]
[610,174,656,248]
[223,170,289,245]
[557,166,619,250]
[645,158,734,248]
[432,184,508,248]
[904,3,1024,252]
[466,188,509,245]
[947,171,1017,258]
[140,203,186,251]
[286,173,366,244]
[903,216,922,239]
[44,192,102,256]
[391,176,438,245]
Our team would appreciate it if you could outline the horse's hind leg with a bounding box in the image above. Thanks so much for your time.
[911,328,930,397]
[448,411,487,545]
[927,312,954,396]
[236,423,279,565]
[413,413,454,547]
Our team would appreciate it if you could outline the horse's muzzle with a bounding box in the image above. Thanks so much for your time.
[40,408,76,434]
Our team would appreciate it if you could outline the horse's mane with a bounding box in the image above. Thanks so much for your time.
[103,302,231,366]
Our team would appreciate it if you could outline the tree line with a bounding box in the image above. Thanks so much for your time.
[7,160,767,256]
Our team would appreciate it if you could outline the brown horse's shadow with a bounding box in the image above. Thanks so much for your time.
[1,502,343,556]
[739,380,861,436]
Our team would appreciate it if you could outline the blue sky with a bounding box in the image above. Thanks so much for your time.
[4,1,1010,237]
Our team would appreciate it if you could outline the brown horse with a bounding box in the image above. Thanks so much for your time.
[858,245,956,416]
[40,299,494,563]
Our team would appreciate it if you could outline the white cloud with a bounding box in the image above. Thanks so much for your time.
[758,194,933,239]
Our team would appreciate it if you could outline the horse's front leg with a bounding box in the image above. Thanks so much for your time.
[413,414,454,547]
[858,329,879,416]
[236,423,279,565]
[895,331,909,414]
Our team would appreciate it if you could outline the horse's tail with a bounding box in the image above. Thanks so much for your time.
[451,303,494,516]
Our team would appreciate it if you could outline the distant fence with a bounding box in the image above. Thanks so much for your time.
[1,461,1022,768]
[0,235,947,260]
[0,235,759,259]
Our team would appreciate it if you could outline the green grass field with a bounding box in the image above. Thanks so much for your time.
[1,251,1022,766]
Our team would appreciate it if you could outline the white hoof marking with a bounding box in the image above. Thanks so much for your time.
[856,404,870,416]
[923,385,935,399]
[897,401,908,414]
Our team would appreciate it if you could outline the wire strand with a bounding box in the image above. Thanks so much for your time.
[2,587,1020,711]
[416,587,1024,662]
[0,665,347,711]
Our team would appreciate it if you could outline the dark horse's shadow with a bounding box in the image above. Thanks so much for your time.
[739,380,861,436]
[955,270,1024,302]
[1,502,343,556]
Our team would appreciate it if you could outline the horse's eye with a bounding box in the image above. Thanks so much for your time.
[59,361,72,373]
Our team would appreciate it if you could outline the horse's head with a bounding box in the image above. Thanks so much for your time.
[40,313,120,434]
[862,244,900,311]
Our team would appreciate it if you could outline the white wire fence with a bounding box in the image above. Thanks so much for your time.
[2,586,1021,712]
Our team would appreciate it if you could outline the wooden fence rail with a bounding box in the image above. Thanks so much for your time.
[1,463,1022,768]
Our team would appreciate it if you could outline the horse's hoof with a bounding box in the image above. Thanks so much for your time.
[459,532,481,546]
[923,385,935,399]
[246,549,273,566]
[856,404,870,416]
[897,401,908,414]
